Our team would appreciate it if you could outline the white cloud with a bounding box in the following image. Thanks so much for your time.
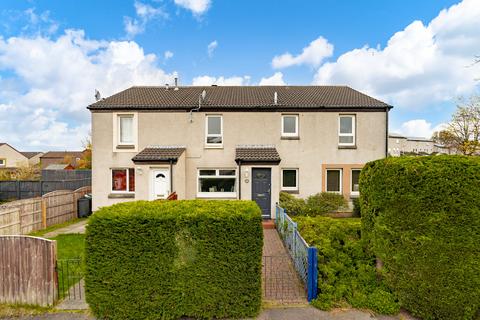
[272,36,333,69]
[192,75,250,86]
[164,50,174,60]
[207,40,218,57]
[124,1,168,38]
[0,29,176,150]
[174,0,211,16]
[399,119,448,138]
[259,72,286,85]
[313,0,480,109]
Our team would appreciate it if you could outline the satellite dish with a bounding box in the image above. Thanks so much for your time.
[94,89,101,101]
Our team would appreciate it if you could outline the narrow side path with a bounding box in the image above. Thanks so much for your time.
[262,229,307,304]
[43,220,87,238]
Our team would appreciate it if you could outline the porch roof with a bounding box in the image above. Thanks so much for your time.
[235,145,281,164]
[132,146,186,163]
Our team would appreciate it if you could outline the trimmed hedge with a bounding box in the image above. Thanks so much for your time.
[279,192,347,216]
[360,155,480,320]
[85,200,263,320]
[295,216,399,314]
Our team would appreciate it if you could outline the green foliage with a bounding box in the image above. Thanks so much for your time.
[305,192,347,216]
[85,200,263,320]
[295,216,399,315]
[360,155,480,320]
[279,192,347,216]
[279,192,306,215]
[352,198,361,217]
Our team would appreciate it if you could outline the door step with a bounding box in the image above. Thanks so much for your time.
[262,219,275,229]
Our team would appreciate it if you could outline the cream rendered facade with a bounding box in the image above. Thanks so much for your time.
[0,144,29,168]
[91,109,387,217]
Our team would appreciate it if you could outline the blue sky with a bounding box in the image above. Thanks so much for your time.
[0,0,479,150]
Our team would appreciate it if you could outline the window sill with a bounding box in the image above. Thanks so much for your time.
[338,145,357,149]
[108,193,135,199]
[197,192,237,199]
[281,189,299,194]
[281,136,300,140]
[116,144,135,150]
[350,193,360,199]
[204,145,223,149]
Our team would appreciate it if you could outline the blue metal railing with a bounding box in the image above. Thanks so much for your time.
[275,204,318,302]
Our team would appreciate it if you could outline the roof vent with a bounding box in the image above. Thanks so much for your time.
[274,91,278,105]
[174,76,179,90]
[165,83,169,90]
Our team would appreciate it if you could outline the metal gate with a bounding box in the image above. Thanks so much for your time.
[57,258,84,301]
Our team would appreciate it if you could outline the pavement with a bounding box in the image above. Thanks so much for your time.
[43,220,87,238]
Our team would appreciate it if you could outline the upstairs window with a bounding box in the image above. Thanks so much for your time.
[118,115,134,145]
[281,169,298,191]
[111,168,135,193]
[326,169,342,193]
[281,115,298,137]
[205,115,223,147]
[338,115,356,146]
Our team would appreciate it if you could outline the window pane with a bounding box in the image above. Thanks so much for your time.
[340,116,352,134]
[339,136,354,144]
[120,117,133,143]
[327,170,341,192]
[207,116,222,135]
[351,170,360,192]
[129,168,135,192]
[112,169,127,191]
[282,170,297,188]
[219,169,236,176]
[207,136,222,144]
[283,116,297,134]
[199,169,216,176]
[199,178,236,192]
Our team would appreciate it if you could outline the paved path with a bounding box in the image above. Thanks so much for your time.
[262,229,307,304]
[56,280,88,310]
[43,220,87,238]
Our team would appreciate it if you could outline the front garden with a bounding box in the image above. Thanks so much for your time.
[293,155,479,320]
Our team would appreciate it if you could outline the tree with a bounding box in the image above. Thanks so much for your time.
[77,134,92,169]
[433,95,480,155]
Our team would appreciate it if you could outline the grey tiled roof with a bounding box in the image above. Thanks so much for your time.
[132,146,186,162]
[20,152,42,159]
[235,145,281,163]
[88,86,391,110]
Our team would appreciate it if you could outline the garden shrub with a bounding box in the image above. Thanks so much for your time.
[352,198,361,217]
[305,192,347,216]
[280,192,347,216]
[85,200,263,320]
[360,155,480,320]
[295,216,399,314]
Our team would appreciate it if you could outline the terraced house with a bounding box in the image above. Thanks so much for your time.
[88,85,391,218]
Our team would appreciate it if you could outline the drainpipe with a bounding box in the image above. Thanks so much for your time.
[385,107,389,158]
[169,160,173,194]
[238,161,242,199]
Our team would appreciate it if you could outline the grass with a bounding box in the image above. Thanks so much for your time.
[0,303,52,318]
[29,217,87,237]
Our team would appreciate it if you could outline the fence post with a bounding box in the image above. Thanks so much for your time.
[41,198,47,229]
[307,247,318,302]
[16,180,20,200]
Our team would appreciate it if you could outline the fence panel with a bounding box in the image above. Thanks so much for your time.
[0,207,20,235]
[18,198,43,234]
[43,190,76,227]
[0,236,57,306]
[0,178,91,201]
[275,205,318,302]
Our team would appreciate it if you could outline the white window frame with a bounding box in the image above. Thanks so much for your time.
[338,115,356,146]
[281,168,299,191]
[326,169,343,194]
[281,114,299,137]
[205,115,223,148]
[350,169,361,197]
[110,168,135,193]
[113,113,138,152]
[0,158,5,167]
[118,115,134,145]
[197,168,236,198]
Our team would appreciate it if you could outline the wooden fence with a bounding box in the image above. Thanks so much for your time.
[0,236,57,306]
[0,186,91,235]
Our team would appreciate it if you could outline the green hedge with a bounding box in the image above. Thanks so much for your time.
[279,192,347,216]
[85,200,263,320]
[295,216,399,314]
[360,155,480,320]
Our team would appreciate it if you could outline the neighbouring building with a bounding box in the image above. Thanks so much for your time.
[388,134,451,156]
[88,86,391,218]
[40,151,85,170]
[0,143,43,168]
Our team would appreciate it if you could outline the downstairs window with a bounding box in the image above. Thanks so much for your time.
[111,168,135,193]
[197,169,236,198]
